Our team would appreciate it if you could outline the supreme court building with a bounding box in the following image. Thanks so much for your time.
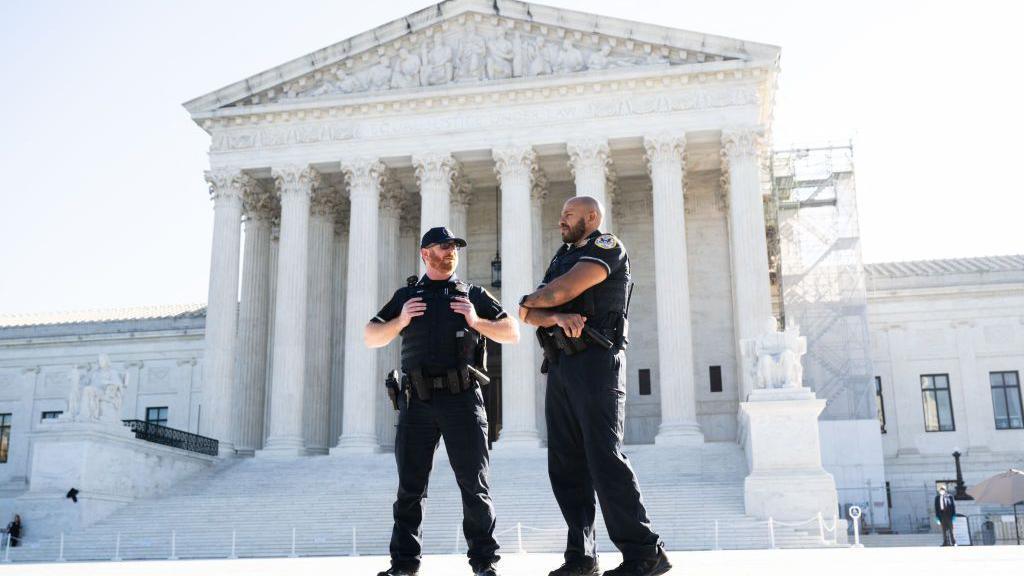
[1,1,1022,550]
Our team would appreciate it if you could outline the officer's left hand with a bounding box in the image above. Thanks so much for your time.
[450,296,480,329]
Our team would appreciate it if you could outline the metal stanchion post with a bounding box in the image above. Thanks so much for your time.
[169,530,178,560]
[768,518,775,550]
[818,512,826,544]
[454,525,461,554]
[714,520,720,551]
[57,532,66,562]
[516,522,524,554]
[351,526,358,557]
[3,533,11,563]
[289,527,298,558]
[228,529,237,559]
[849,506,863,548]
[113,532,122,562]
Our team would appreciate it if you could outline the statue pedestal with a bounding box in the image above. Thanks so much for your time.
[739,388,840,524]
[17,421,215,537]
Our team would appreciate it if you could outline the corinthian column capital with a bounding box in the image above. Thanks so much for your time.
[243,182,280,222]
[566,138,611,179]
[310,184,341,217]
[413,153,459,189]
[205,168,256,204]
[492,146,537,185]
[531,171,549,203]
[451,173,474,209]
[380,175,406,217]
[643,134,686,170]
[272,165,322,199]
[340,158,387,199]
[721,127,765,162]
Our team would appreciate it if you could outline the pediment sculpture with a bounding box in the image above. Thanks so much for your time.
[286,26,680,102]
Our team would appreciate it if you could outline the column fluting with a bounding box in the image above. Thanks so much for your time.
[644,135,704,446]
[303,186,338,455]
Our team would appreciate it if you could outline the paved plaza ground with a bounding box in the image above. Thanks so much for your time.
[1,546,1022,576]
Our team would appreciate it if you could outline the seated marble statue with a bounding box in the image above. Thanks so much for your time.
[744,317,807,390]
[63,354,126,424]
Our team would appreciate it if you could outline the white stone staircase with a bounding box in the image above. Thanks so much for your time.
[7,442,836,562]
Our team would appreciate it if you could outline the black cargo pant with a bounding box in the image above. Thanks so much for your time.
[546,346,662,564]
[390,384,499,571]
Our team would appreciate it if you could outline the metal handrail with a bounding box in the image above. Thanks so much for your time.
[121,420,218,456]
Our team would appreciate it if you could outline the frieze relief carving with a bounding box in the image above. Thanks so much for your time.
[210,85,758,153]
[263,22,708,105]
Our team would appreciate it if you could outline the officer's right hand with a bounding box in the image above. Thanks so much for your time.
[554,313,586,339]
[398,297,426,328]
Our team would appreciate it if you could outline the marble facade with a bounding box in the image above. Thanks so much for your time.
[182,0,783,457]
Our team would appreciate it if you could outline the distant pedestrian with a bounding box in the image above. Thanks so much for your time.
[934,485,956,546]
[4,514,21,547]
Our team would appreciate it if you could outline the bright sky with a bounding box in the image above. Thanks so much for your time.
[1,1,1021,315]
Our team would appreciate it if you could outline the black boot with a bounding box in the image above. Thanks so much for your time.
[602,549,671,576]
[548,559,600,576]
[377,565,418,576]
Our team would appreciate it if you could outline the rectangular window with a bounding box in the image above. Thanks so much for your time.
[638,369,651,396]
[875,376,887,434]
[709,366,723,393]
[990,371,1023,430]
[921,374,955,432]
[146,407,168,427]
[40,411,63,421]
[0,414,10,464]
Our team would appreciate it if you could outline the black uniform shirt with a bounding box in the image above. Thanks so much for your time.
[540,230,630,328]
[372,275,506,325]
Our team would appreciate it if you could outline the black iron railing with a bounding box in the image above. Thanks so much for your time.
[122,420,219,457]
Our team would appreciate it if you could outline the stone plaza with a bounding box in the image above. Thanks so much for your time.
[0,0,1021,561]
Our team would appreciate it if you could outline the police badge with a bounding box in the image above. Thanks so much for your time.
[594,234,618,249]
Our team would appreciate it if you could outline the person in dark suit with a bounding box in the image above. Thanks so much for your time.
[934,485,956,546]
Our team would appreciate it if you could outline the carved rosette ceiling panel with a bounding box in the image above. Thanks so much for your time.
[224,16,741,109]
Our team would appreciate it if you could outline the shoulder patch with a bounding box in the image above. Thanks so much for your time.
[594,234,618,249]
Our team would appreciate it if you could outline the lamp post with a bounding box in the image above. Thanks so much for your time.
[952,451,973,501]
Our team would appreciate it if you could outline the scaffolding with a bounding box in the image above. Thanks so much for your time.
[769,144,875,420]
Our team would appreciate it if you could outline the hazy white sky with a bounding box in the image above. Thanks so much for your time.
[1,0,1021,315]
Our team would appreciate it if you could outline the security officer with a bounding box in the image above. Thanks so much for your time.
[519,197,671,576]
[366,226,520,576]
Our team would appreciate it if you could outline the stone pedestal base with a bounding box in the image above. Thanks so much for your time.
[20,421,214,537]
[329,435,381,456]
[654,421,705,446]
[739,388,838,522]
[493,432,543,450]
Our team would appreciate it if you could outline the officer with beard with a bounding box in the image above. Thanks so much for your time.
[518,197,671,576]
[366,226,520,576]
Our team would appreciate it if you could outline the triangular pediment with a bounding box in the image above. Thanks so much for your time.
[184,0,779,117]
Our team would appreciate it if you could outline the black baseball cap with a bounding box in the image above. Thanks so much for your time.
[420,226,467,249]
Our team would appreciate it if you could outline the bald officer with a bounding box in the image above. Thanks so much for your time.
[519,197,671,576]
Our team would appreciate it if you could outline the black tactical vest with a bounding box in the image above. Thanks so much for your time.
[399,279,480,374]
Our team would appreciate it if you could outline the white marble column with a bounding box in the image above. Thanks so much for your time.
[377,178,404,450]
[493,146,541,447]
[303,186,338,455]
[232,186,276,455]
[259,165,320,457]
[414,153,458,272]
[644,135,704,446]
[530,173,549,441]
[722,128,774,402]
[263,223,280,443]
[568,138,613,232]
[450,175,473,276]
[202,168,252,455]
[333,158,386,453]
[328,202,350,448]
